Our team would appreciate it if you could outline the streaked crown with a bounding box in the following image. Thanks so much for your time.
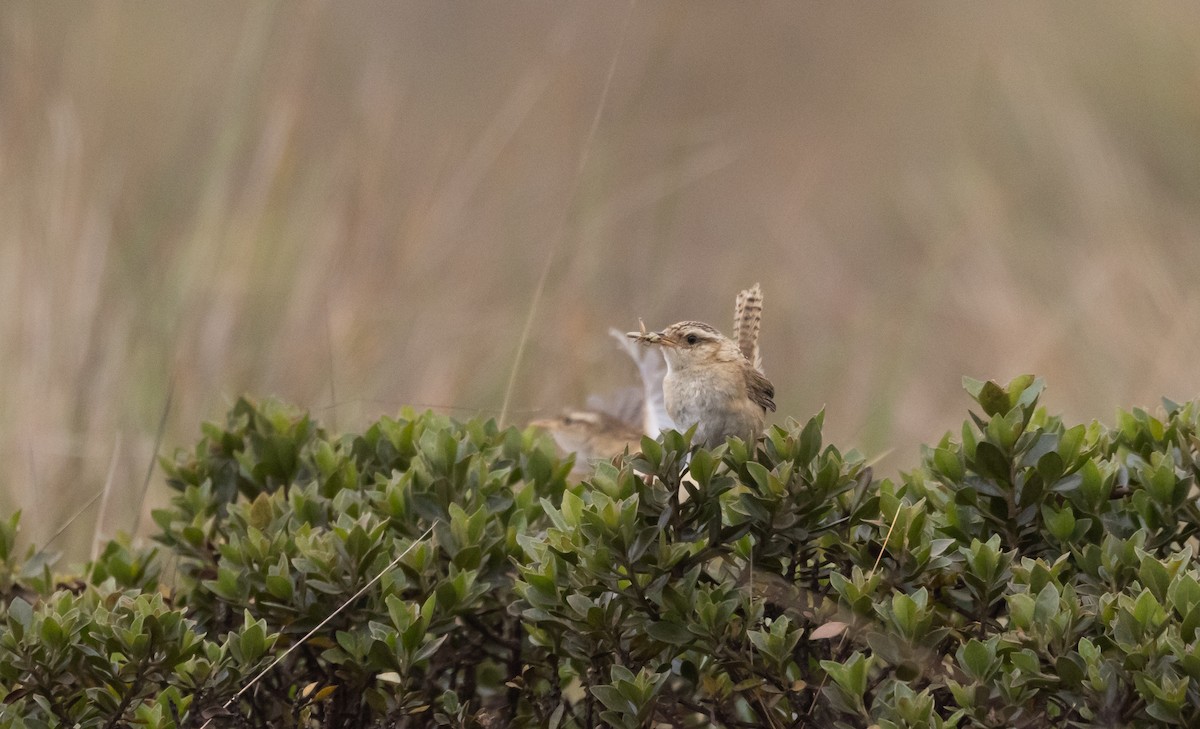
[660,321,725,346]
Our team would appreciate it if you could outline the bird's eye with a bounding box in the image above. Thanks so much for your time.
[686,334,699,345]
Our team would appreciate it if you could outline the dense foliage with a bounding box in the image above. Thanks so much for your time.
[4,377,1200,727]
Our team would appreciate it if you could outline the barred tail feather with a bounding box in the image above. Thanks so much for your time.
[734,283,763,372]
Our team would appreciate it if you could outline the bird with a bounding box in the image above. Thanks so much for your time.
[628,301,775,449]
[534,285,769,461]
[529,328,670,471]
[528,408,645,472]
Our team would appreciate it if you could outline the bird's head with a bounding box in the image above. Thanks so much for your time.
[626,320,735,372]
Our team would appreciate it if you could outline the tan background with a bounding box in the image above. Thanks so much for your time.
[3,2,1200,559]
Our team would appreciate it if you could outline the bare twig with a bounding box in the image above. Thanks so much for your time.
[199,522,437,729]
[131,374,174,538]
[806,500,905,716]
[90,433,123,562]
[325,297,338,431]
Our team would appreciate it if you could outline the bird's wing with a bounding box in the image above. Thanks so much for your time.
[586,387,643,427]
[734,283,763,372]
[743,367,776,413]
[609,327,675,436]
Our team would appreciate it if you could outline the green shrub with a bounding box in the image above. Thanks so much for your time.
[3,381,1200,727]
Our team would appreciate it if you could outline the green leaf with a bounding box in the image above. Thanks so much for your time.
[40,615,64,648]
[1056,655,1085,687]
[1132,589,1164,626]
[639,436,662,468]
[1139,557,1171,603]
[1008,593,1034,630]
[591,685,635,715]
[1146,462,1177,504]
[7,597,33,631]
[1041,504,1075,542]
[978,380,1010,417]
[973,442,1012,485]
[797,413,823,465]
[249,492,273,529]
[1058,424,1086,466]
[265,574,294,600]
[688,448,714,485]
[1036,451,1064,487]
[959,638,996,681]
[1033,584,1060,626]
[744,461,772,492]
[986,409,1020,451]
[932,447,964,482]
[962,376,986,400]
[891,592,918,639]
[1008,375,1042,410]
[560,490,584,528]
[820,651,872,698]
[1170,572,1200,614]
[239,622,266,664]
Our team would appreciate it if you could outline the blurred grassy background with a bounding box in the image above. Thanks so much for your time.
[3,2,1200,560]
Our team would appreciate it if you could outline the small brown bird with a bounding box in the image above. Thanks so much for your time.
[528,409,644,470]
[628,318,775,448]
[535,285,769,463]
